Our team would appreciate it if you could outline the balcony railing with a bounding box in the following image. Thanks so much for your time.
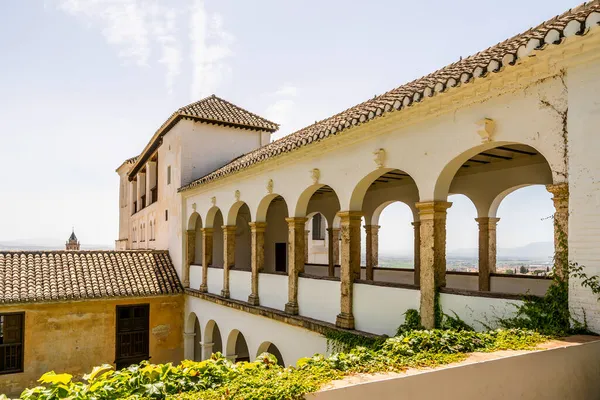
[150,187,158,203]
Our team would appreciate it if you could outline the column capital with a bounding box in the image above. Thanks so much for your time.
[546,182,569,199]
[326,227,341,233]
[415,201,452,216]
[222,225,237,234]
[248,222,267,233]
[337,211,363,222]
[183,332,196,337]
[285,217,307,227]
[201,227,214,235]
[475,217,500,225]
[187,229,196,235]
[411,221,421,227]
[363,224,380,232]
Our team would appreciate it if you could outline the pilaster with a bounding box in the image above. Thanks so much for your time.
[248,222,266,305]
[547,183,569,277]
[336,211,362,329]
[415,201,452,329]
[200,228,213,293]
[476,217,500,291]
[364,225,380,281]
[327,227,340,277]
[412,221,421,286]
[222,225,236,298]
[184,229,196,288]
[285,218,307,315]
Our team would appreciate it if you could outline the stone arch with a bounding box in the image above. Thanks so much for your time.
[231,202,252,270]
[204,320,223,355]
[226,329,250,362]
[205,206,222,228]
[256,341,285,366]
[370,200,418,226]
[255,193,289,223]
[349,168,419,211]
[488,184,532,218]
[434,142,554,201]
[188,211,201,230]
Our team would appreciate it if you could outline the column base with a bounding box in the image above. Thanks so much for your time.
[221,289,230,298]
[247,294,260,306]
[335,312,355,329]
[183,279,190,288]
[284,302,299,315]
[199,284,208,293]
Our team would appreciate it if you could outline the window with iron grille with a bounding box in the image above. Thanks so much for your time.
[0,313,24,375]
[312,214,325,240]
[115,305,149,370]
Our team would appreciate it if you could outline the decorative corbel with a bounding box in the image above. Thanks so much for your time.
[234,190,241,202]
[310,168,320,185]
[266,179,274,194]
[191,203,197,211]
[211,196,216,206]
[476,118,496,143]
[373,148,386,168]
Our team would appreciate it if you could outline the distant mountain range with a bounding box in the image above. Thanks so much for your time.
[0,238,112,251]
[447,241,554,260]
[380,241,554,261]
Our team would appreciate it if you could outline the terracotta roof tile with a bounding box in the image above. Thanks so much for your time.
[0,250,182,304]
[179,1,600,192]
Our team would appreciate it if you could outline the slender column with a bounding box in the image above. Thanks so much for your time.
[304,230,310,263]
[222,225,236,298]
[547,183,569,277]
[476,217,500,291]
[184,229,196,288]
[326,228,339,277]
[248,222,266,305]
[412,221,421,286]
[415,201,452,329]
[200,341,214,360]
[364,225,380,281]
[336,211,362,329]
[285,218,307,315]
[183,331,195,360]
[199,228,213,293]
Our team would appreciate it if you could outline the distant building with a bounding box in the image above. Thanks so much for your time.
[65,229,80,251]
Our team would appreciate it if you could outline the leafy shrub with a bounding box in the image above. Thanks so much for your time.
[9,328,545,400]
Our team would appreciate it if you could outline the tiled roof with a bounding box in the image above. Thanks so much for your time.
[178,95,279,132]
[179,1,600,192]
[0,250,182,304]
[129,95,277,178]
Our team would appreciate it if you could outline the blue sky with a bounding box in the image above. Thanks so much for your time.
[0,0,569,250]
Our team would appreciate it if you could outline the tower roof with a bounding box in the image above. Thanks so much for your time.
[68,229,77,242]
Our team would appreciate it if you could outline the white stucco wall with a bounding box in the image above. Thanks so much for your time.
[490,276,550,297]
[258,273,288,311]
[439,292,522,331]
[186,296,329,367]
[190,264,203,290]
[207,267,224,295]
[353,283,420,336]
[446,274,479,291]
[229,270,252,302]
[372,269,414,284]
[567,58,600,333]
[298,277,340,324]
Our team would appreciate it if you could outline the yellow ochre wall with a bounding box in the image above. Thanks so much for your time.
[0,295,184,397]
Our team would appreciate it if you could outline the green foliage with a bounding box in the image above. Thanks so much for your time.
[13,329,545,400]
[396,309,423,335]
[324,329,385,353]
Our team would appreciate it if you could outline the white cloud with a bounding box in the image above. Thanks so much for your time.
[189,0,234,99]
[56,0,182,92]
[265,84,298,128]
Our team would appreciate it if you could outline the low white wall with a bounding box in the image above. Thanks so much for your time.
[186,296,328,367]
[190,264,203,290]
[308,340,600,400]
[446,274,479,291]
[490,276,550,297]
[230,270,252,302]
[298,277,340,324]
[353,283,420,336]
[207,267,224,295]
[439,292,521,331]
[372,269,414,285]
[259,273,288,311]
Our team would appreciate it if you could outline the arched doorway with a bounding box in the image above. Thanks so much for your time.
[256,341,285,366]
[226,329,250,363]
[204,320,223,357]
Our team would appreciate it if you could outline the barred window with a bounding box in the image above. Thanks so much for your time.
[0,313,24,375]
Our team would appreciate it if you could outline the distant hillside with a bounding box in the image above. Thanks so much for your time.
[0,238,112,251]
[448,241,553,260]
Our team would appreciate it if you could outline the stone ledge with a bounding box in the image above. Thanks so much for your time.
[185,288,379,338]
